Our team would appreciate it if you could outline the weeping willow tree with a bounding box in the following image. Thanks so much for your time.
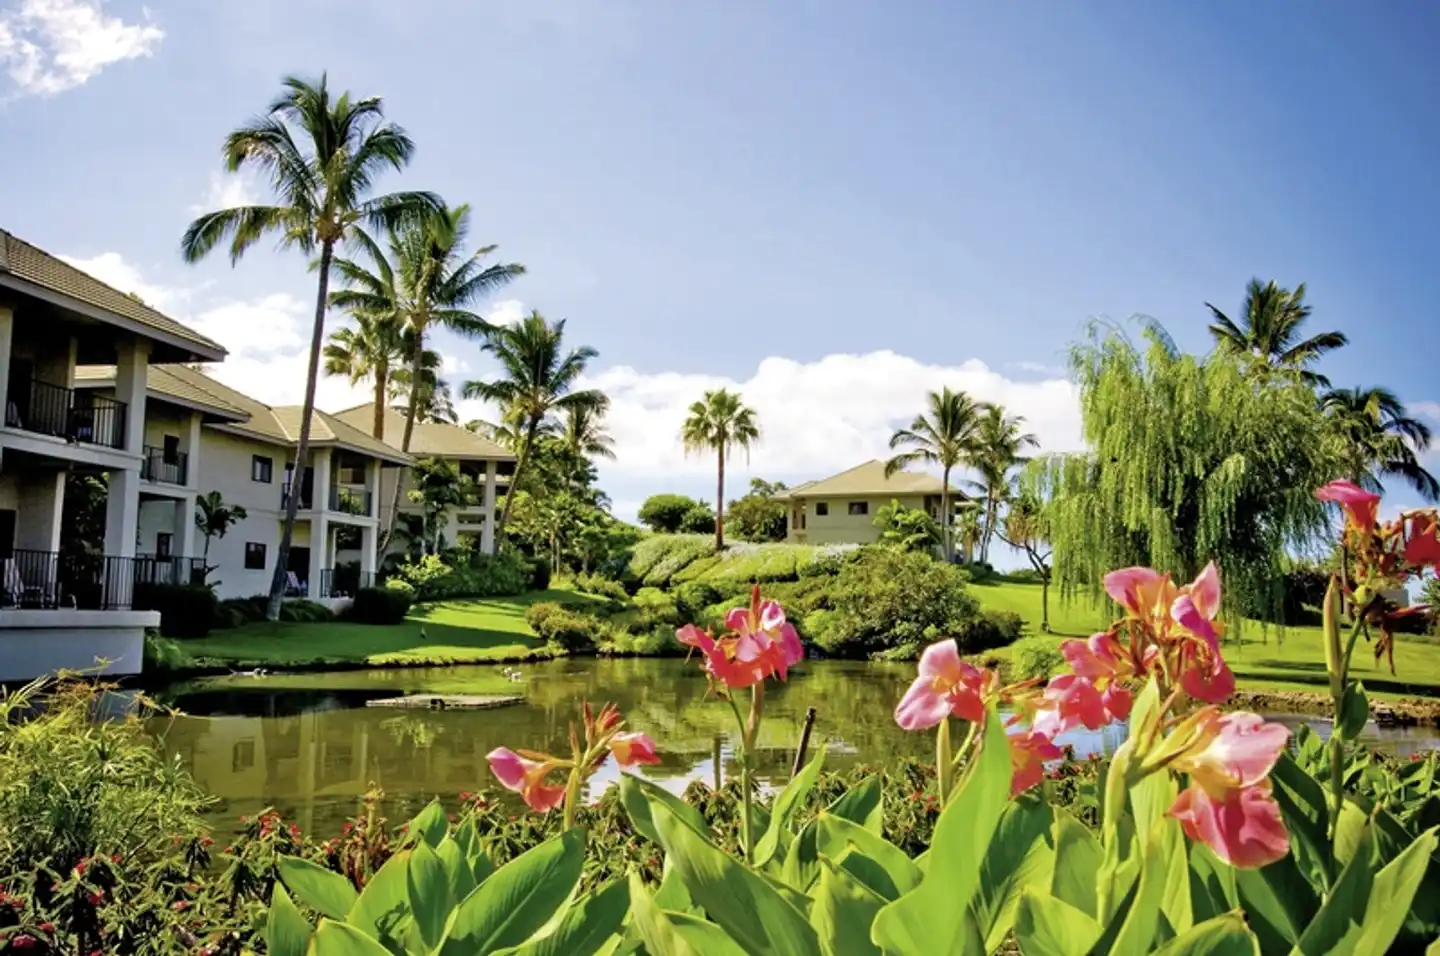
[1034,320,1341,619]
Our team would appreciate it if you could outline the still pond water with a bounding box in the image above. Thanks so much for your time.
[148,658,1440,840]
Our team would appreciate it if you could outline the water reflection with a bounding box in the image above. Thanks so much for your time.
[149,658,1440,839]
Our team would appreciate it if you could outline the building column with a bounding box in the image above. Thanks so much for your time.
[104,468,141,557]
[308,516,329,599]
[365,457,380,518]
[112,338,149,457]
[16,471,65,552]
[174,495,197,559]
[481,459,498,554]
[182,411,202,489]
[0,305,14,445]
[360,523,377,585]
[312,449,332,514]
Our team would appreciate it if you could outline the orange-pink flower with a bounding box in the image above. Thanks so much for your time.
[676,586,804,689]
[486,747,567,813]
[1404,511,1440,569]
[895,639,990,730]
[608,732,660,768]
[1008,730,1062,796]
[1316,479,1381,534]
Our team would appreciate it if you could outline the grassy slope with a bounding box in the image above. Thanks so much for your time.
[972,579,1440,699]
[174,589,600,669]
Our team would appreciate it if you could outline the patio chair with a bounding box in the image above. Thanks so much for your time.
[286,570,307,598]
[3,557,54,608]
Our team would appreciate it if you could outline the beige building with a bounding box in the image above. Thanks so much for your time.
[775,459,965,546]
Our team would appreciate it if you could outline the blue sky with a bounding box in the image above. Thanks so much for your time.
[3,0,1438,530]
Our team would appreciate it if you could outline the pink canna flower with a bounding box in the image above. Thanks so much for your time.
[1404,512,1440,569]
[895,639,990,730]
[1101,683,1133,720]
[1170,782,1289,868]
[1316,480,1381,534]
[608,732,660,768]
[1008,730,1062,796]
[1178,648,1236,703]
[487,747,567,813]
[1060,633,1127,681]
[677,587,804,689]
[1104,566,1173,621]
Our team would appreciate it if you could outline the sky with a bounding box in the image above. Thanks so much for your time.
[3,0,1440,540]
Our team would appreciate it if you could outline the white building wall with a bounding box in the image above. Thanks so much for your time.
[191,429,289,599]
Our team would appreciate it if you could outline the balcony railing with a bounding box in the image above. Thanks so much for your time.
[133,555,206,588]
[140,446,189,485]
[318,567,375,598]
[329,486,372,516]
[280,484,313,511]
[5,378,127,450]
[0,549,203,610]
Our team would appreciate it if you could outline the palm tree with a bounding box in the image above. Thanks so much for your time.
[885,387,983,562]
[1322,386,1439,501]
[969,404,1039,563]
[1207,279,1348,387]
[181,73,440,620]
[561,396,616,462]
[322,311,441,438]
[331,203,524,548]
[462,312,603,545]
[681,389,760,550]
[389,361,457,423]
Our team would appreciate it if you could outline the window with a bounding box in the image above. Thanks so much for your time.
[244,542,267,570]
[815,502,829,517]
[848,501,869,516]
[251,455,273,483]
[155,532,172,558]
[162,434,180,464]
[232,740,256,772]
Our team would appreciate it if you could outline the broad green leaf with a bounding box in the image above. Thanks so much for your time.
[827,774,884,835]
[494,880,631,956]
[264,884,312,956]
[651,801,824,956]
[1155,811,1193,936]
[1233,853,1316,952]
[1334,800,1370,868]
[410,799,450,847]
[1269,752,1333,888]
[833,846,901,902]
[277,855,359,921]
[437,836,479,903]
[871,703,1010,954]
[1015,889,1103,956]
[618,774,709,847]
[973,796,1056,952]
[755,746,827,866]
[1052,809,1102,916]
[653,856,693,912]
[1187,843,1237,925]
[810,857,885,956]
[454,816,480,859]
[1150,913,1260,955]
[782,818,823,894]
[1130,748,1178,851]
[310,919,394,956]
[1352,826,1440,956]
[347,848,414,945]
[409,842,454,950]
[1337,681,1370,740]
[439,828,585,956]
[814,813,921,899]
[1101,823,1169,955]
[668,913,751,955]
[627,872,746,956]
[1293,825,1376,955]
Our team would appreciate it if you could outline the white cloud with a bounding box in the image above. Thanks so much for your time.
[189,170,262,213]
[485,299,526,326]
[0,0,162,96]
[1412,401,1440,424]
[59,251,185,310]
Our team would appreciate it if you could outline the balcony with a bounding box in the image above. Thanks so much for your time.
[280,483,313,511]
[330,486,373,517]
[140,446,189,485]
[318,567,376,598]
[0,550,200,610]
[4,378,127,450]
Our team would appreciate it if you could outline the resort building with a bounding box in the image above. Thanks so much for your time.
[774,459,966,547]
[0,229,226,681]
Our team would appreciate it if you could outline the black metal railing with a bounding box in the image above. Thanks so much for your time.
[140,446,189,485]
[133,555,206,588]
[2,549,130,610]
[318,567,375,597]
[329,486,372,516]
[281,484,313,511]
[5,378,127,450]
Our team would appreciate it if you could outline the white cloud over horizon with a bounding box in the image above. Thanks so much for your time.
[190,170,262,214]
[0,0,162,96]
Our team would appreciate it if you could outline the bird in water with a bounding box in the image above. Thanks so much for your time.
[502,667,524,682]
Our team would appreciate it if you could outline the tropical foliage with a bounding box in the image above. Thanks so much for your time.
[194,490,248,584]
[1207,278,1347,387]
[885,386,980,562]
[968,403,1038,563]
[725,478,790,542]
[681,389,761,550]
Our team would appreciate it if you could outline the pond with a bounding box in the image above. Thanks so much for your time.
[148,658,1440,840]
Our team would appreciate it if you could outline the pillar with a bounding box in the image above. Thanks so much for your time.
[308,516,329,599]
[360,523,377,585]
[16,471,65,552]
[364,457,380,517]
[182,411,202,488]
[112,338,149,456]
[481,459,498,554]
[313,450,332,513]
[174,495,196,559]
[104,468,140,557]
[0,305,13,438]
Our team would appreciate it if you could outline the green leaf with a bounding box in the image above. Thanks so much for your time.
[814,813,921,899]
[755,745,827,867]
[1150,913,1260,955]
[437,836,479,903]
[438,828,586,956]
[653,856,694,912]
[410,799,450,847]
[618,774,710,847]
[277,855,359,921]
[973,796,1056,952]
[870,703,1010,954]
[1268,751,1333,888]
[1051,809,1103,916]
[782,818,823,894]
[627,872,747,956]
[409,842,454,950]
[1352,826,1440,956]
[264,884,313,956]
[1338,681,1370,740]
[810,857,885,956]
[651,801,824,956]
[827,774,884,835]
[1099,823,1169,955]
[347,848,414,945]
[310,919,395,956]
[494,880,631,956]
[1232,853,1315,952]
[1155,809,1193,936]
[1187,843,1238,926]
[1293,824,1377,955]
[1014,889,1103,956]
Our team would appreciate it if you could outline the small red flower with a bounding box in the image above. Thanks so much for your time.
[88,890,104,905]
[74,858,89,875]
[37,923,54,933]
[173,900,191,911]
[11,935,35,949]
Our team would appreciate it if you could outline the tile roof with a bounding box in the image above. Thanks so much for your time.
[73,364,249,420]
[782,460,965,498]
[0,230,226,360]
[331,403,515,460]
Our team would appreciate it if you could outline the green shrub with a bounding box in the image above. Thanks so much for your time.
[351,586,412,625]
[636,535,715,588]
[955,609,1026,653]
[529,605,604,652]
[528,559,552,591]
[678,504,717,534]
[964,560,996,583]
[633,586,680,625]
[674,581,723,623]
[670,553,724,584]
[384,577,417,599]
[637,493,704,533]
[132,582,218,638]
[574,572,629,601]
[602,623,686,656]
[814,548,980,657]
[217,595,269,627]
[1010,636,1066,680]
[393,552,530,601]
[142,634,185,672]
[798,548,845,578]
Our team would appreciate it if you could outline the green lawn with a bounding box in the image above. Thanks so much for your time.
[972,579,1440,699]
[173,589,598,670]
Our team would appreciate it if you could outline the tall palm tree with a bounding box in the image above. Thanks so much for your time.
[181,73,440,620]
[561,396,616,462]
[1207,279,1348,387]
[1322,386,1439,501]
[322,310,441,438]
[681,389,760,550]
[969,404,1039,563]
[330,203,524,548]
[885,387,983,562]
[462,312,603,545]
[388,360,456,423]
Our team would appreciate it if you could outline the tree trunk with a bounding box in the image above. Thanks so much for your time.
[379,329,427,553]
[267,240,334,621]
[940,466,952,563]
[715,444,726,550]
[372,363,388,439]
[979,491,996,565]
[1041,573,1050,632]
[494,415,541,547]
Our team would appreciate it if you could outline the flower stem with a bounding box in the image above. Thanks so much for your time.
[936,717,954,805]
[562,763,583,831]
[726,692,755,864]
[1328,614,1368,845]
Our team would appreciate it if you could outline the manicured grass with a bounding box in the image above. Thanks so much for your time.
[973,579,1440,699]
[172,589,600,670]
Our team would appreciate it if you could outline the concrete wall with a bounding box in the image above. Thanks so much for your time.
[787,494,933,545]
[190,429,289,598]
[0,610,159,681]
